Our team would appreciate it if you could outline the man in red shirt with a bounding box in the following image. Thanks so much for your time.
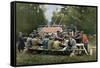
[82,34,89,52]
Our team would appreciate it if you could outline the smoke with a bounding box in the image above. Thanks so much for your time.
[44,5,63,26]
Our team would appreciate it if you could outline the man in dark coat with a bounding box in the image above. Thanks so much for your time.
[18,32,25,53]
[42,35,49,49]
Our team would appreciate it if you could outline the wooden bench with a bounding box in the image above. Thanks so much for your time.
[75,43,89,55]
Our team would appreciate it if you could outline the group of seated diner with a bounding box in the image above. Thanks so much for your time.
[17,30,89,56]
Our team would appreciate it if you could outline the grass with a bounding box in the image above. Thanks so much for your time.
[16,37,97,66]
[16,52,97,65]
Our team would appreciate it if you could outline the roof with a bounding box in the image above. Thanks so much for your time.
[40,27,63,33]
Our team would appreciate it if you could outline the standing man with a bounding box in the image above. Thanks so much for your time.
[82,34,89,52]
[67,24,77,37]
[18,32,25,53]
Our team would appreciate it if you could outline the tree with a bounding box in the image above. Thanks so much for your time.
[51,5,97,34]
[16,3,47,37]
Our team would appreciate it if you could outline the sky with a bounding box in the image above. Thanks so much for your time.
[44,5,63,26]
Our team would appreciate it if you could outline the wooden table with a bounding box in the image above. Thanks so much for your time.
[76,43,88,55]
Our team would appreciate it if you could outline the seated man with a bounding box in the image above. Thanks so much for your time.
[26,35,32,49]
[52,38,62,50]
[61,36,69,51]
[32,35,40,49]
[67,36,77,57]
[48,37,54,50]
[42,35,49,49]
[23,35,33,54]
